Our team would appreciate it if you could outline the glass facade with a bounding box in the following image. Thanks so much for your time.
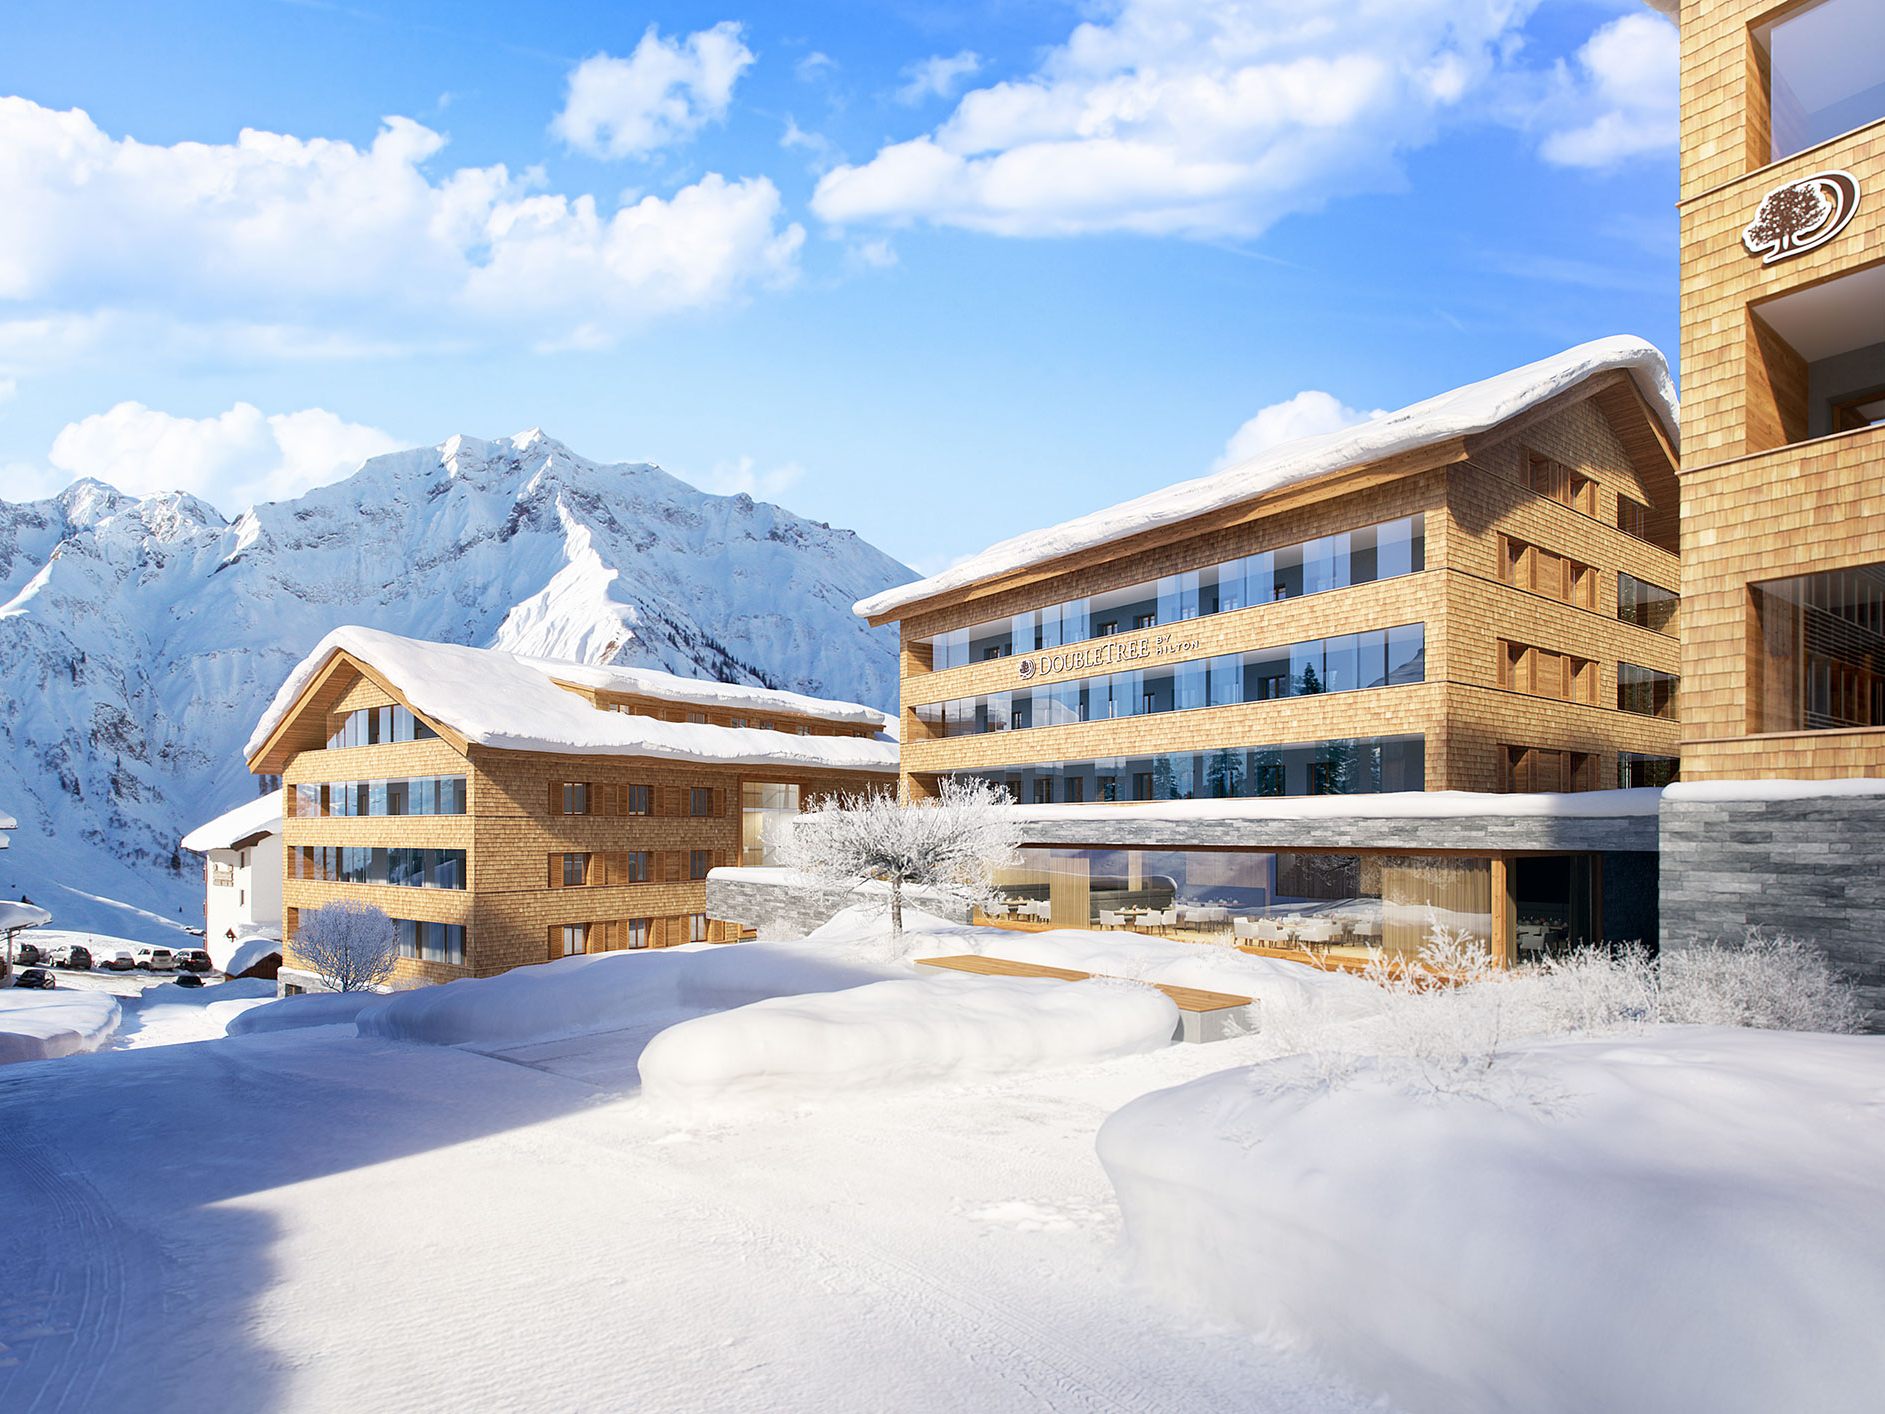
[293,775,467,818]
[1618,752,1680,789]
[294,846,466,889]
[917,625,1425,738]
[742,782,801,865]
[990,846,1491,957]
[326,704,437,750]
[1617,572,1679,636]
[1618,663,1679,720]
[395,918,465,966]
[947,734,1424,805]
[1762,0,1885,163]
[1752,563,1885,732]
[919,516,1424,670]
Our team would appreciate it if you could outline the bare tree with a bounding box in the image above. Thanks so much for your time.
[787,778,1022,937]
[295,900,399,992]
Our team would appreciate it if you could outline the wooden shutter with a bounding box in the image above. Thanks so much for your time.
[663,851,682,883]
[547,925,560,961]
[548,853,561,889]
[549,780,562,816]
[1535,650,1564,700]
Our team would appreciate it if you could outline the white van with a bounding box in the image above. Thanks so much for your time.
[133,945,176,972]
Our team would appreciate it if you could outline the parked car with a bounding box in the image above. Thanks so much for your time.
[172,948,213,974]
[172,972,205,989]
[134,945,176,972]
[49,942,92,970]
[13,942,44,966]
[13,966,55,989]
[99,948,136,972]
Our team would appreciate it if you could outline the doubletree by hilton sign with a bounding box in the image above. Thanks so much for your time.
[1741,170,1860,264]
[1016,629,1204,683]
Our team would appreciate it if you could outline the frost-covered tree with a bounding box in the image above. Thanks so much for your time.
[787,778,1022,936]
[295,900,398,992]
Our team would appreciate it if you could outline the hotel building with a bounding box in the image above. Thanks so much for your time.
[854,339,1680,965]
[245,627,897,991]
[1661,0,1885,1016]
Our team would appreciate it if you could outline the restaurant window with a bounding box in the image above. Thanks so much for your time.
[1757,0,1885,165]
[1618,663,1680,720]
[1618,572,1679,636]
[1618,752,1680,789]
[1751,563,1885,732]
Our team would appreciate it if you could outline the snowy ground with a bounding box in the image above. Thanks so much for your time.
[1,910,1878,1412]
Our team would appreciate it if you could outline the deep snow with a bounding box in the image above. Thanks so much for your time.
[0,987,120,1064]
[1099,1026,1885,1414]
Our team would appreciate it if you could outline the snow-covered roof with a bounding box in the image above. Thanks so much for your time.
[1664,778,1885,803]
[856,336,1677,620]
[1013,789,1664,826]
[0,806,14,849]
[182,788,285,854]
[530,659,885,727]
[246,627,899,775]
[0,900,51,931]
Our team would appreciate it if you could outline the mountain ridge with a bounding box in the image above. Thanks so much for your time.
[0,429,914,940]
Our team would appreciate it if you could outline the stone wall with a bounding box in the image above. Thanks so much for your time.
[1661,794,1885,1028]
[706,871,973,939]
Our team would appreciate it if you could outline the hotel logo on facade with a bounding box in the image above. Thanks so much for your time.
[1017,630,1203,683]
[1741,171,1860,264]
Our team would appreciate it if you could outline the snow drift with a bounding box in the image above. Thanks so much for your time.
[0,989,121,1065]
[357,943,902,1050]
[1097,1026,1885,1414]
[639,974,1179,1105]
[227,991,394,1036]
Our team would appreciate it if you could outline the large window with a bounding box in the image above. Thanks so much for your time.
[1759,0,1885,164]
[394,918,465,966]
[1618,663,1679,720]
[742,782,801,866]
[1618,572,1679,636]
[916,624,1425,739]
[917,515,1424,671]
[989,846,1491,957]
[293,775,466,818]
[1618,752,1680,789]
[948,735,1424,805]
[326,704,437,750]
[295,847,466,889]
[1752,563,1885,732]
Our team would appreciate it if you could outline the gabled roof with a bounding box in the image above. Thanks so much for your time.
[855,335,1678,623]
[182,788,284,854]
[245,627,899,776]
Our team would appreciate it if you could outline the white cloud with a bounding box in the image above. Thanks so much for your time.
[46,401,403,510]
[1539,14,1678,169]
[781,115,840,172]
[896,51,982,106]
[847,238,899,270]
[0,97,802,358]
[814,0,1549,239]
[795,51,837,84]
[1213,390,1381,470]
[690,453,805,502]
[552,22,755,160]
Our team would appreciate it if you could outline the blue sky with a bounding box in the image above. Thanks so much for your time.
[0,0,1678,572]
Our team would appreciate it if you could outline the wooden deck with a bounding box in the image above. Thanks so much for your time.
[915,953,1253,1014]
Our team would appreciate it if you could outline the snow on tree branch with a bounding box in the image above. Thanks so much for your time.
[295,900,399,993]
[786,778,1022,937]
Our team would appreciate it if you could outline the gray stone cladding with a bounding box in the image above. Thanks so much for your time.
[1661,793,1885,1029]
[1016,809,1659,855]
[707,873,973,939]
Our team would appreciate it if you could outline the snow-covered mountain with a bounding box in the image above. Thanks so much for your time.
[0,430,914,939]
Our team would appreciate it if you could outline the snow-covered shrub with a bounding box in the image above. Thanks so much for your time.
[1659,931,1863,1034]
[786,777,1021,940]
[294,900,398,992]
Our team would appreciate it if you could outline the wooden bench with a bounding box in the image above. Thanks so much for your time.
[915,954,1256,1044]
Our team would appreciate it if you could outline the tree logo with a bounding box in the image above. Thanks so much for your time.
[1741,171,1860,265]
